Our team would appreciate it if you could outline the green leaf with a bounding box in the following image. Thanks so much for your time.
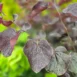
[68,52,77,73]
[45,46,69,76]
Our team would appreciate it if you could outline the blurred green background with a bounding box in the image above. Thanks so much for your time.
[0,0,77,77]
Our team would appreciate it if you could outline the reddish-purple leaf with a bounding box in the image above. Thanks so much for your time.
[10,32,20,49]
[28,1,48,18]
[2,28,16,39]
[0,16,3,23]
[0,17,13,27]
[24,37,54,73]
[0,3,3,13]
[2,20,13,27]
[0,28,19,57]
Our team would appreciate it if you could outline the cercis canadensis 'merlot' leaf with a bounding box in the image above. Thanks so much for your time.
[55,46,67,52]
[63,3,77,18]
[0,3,3,13]
[45,46,70,76]
[21,22,32,32]
[14,18,32,32]
[0,17,12,27]
[24,37,54,73]
[2,20,13,27]
[2,28,16,38]
[28,1,48,18]
[0,28,20,57]
[67,52,77,73]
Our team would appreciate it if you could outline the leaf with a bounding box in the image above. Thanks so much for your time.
[28,1,48,18]
[63,3,77,18]
[68,52,77,73]
[1,42,13,57]
[0,28,19,57]
[55,46,67,52]
[0,17,12,27]
[21,22,32,31]
[24,37,54,73]
[32,1,48,11]
[0,3,3,13]
[71,27,77,39]
[42,15,52,24]
[10,32,20,49]
[2,20,13,27]
[45,46,69,76]
[0,33,13,57]
[45,55,67,76]
[2,28,16,39]
[0,16,3,23]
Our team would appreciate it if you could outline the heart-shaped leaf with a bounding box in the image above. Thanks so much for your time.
[45,46,69,76]
[46,55,67,76]
[0,28,20,57]
[24,37,54,73]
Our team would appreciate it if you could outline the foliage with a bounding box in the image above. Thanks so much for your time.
[1,0,77,77]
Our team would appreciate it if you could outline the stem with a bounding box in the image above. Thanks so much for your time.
[52,0,76,51]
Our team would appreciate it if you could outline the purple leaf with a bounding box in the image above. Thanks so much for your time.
[28,1,48,18]
[0,16,3,23]
[10,32,20,49]
[0,17,12,27]
[21,22,32,31]
[24,37,54,73]
[0,3,3,13]
[0,28,19,57]
[2,28,16,39]
[2,20,13,27]
[63,3,77,18]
